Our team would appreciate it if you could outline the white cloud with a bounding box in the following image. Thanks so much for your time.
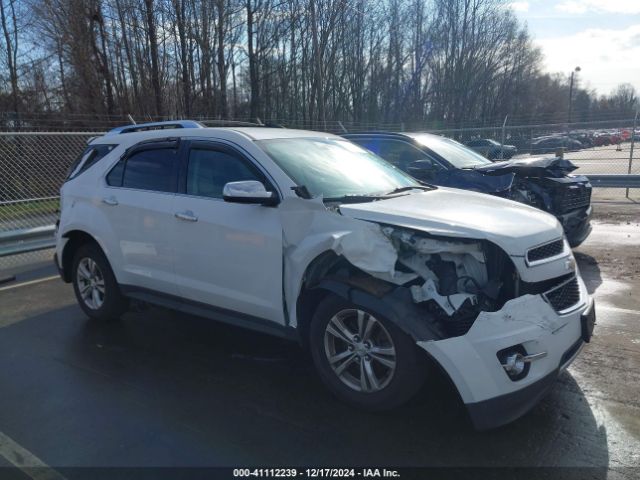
[555,0,640,15]
[536,24,640,94]
[510,1,530,12]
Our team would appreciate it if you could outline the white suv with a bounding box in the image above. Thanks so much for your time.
[55,121,595,429]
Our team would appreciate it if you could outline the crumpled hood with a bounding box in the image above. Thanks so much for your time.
[408,164,515,194]
[338,187,563,256]
[474,156,578,178]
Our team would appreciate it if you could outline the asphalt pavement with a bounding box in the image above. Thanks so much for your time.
[0,203,638,479]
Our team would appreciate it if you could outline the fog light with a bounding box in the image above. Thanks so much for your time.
[503,353,526,376]
[498,346,547,381]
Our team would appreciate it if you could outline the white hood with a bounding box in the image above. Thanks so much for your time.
[338,187,563,256]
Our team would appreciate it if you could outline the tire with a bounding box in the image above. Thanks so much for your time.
[309,294,426,411]
[72,243,128,321]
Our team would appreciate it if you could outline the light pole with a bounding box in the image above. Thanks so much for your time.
[564,66,582,156]
[568,66,581,124]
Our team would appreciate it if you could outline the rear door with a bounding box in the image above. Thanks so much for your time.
[101,139,180,293]
[171,140,285,324]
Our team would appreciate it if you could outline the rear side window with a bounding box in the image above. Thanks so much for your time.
[106,147,178,193]
[66,144,116,180]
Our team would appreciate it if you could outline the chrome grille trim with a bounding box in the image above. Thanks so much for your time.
[526,238,566,266]
[542,275,581,315]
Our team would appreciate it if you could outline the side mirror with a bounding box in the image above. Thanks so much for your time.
[222,180,279,206]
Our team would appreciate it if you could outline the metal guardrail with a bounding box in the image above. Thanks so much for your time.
[0,225,56,258]
[586,174,640,188]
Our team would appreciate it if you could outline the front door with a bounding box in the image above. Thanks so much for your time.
[171,141,285,324]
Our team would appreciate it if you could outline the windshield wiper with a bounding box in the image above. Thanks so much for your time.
[384,185,433,195]
[325,186,433,203]
[323,193,385,203]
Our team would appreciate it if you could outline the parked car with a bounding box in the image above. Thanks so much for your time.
[530,136,582,154]
[569,132,593,148]
[466,138,517,160]
[592,133,611,146]
[55,120,594,430]
[593,131,621,146]
[343,132,592,247]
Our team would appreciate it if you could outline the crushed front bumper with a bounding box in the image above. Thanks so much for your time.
[417,277,594,430]
[559,205,592,247]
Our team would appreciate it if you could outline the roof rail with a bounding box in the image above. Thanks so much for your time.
[105,120,205,135]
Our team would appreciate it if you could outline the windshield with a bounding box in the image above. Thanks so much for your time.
[257,137,420,199]
[413,135,492,168]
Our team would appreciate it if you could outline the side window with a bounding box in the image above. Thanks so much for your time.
[186,148,264,199]
[378,140,430,171]
[119,148,178,192]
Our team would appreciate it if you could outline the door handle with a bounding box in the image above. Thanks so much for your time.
[102,196,118,206]
[175,211,198,222]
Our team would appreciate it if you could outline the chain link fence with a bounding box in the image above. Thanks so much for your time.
[1,119,638,271]
[0,132,97,272]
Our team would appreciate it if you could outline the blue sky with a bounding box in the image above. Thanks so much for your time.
[510,0,640,95]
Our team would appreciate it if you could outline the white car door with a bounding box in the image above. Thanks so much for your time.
[101,139,180,294]
[171,141,285,325]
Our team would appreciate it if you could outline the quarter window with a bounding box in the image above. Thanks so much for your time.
[106,159,125,187]
[66,144,116,180]
[186,148,263,199]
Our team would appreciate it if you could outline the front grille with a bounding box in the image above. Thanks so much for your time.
[558,186,591,212]
[543,275,580,313]
[527,239,564,263]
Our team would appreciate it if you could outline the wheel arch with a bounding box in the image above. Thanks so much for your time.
[295,250,344,349]
[302,276,460,407]
[60,230,105,282]
[295,250,443,349]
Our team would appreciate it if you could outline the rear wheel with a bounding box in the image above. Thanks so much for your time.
[72,243,128,321]
[309,295,426,410]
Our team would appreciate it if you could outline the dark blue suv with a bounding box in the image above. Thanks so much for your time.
[343,132,592,247]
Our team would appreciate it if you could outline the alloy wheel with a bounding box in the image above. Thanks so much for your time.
[324,309,397,393]
[76,257,105,310]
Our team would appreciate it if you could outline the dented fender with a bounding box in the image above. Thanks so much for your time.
[280,197,414,328]
[310,279,444,341]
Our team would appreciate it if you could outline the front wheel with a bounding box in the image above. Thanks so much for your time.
[309,295,426,411]
[72,243,128,321]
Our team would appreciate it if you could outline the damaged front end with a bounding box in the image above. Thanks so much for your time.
[285,199,592,429]
[383,227,513,337]
[474,157,593,247]
[302,221,574,343]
